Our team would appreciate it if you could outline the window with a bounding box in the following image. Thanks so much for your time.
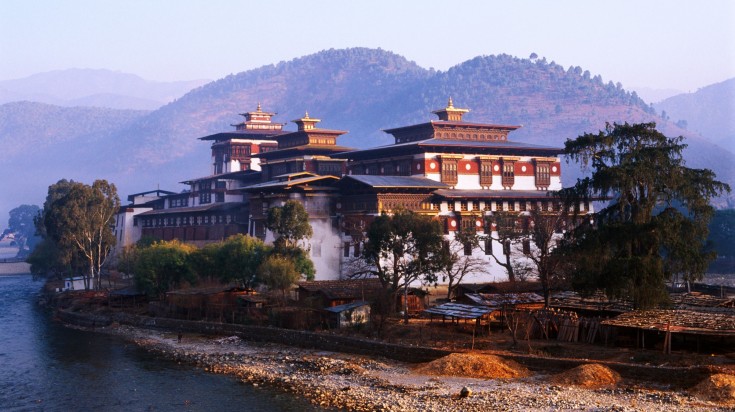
[318,162,342,175]
[215,192,225,203]
[461,218,474,231]
[199,192,211,204]
[502,161,515,188]
[479,160,493,185]
[535,162,550,187]
[463,242,473,256]
[441,159,458,185]
[170,197,188,208]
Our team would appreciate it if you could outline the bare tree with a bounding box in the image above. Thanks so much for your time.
[437,226,489,300]
[513,207,568,306]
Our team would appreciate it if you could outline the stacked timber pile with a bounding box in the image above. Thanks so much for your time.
[670,293,735,312]
[602,309,735,335]
[414,353,530,379]
[551,364,621,388]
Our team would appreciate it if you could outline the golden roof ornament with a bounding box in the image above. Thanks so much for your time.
[432,97,469,121]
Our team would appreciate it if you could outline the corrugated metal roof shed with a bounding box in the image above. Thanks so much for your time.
[424,302,493,319]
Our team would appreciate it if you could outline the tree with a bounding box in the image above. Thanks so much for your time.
[216,234,270,288]
[355,209,444,323]
[265,200,315,279]
[482,211,525,282]
[437,226,488,300]
[7,204,41,257]
[30,179,120,289]
[558,122,730,308]
[257,255,300,302]
[514,208,568,307]
[134,240,198,298]
[266,200,313,249]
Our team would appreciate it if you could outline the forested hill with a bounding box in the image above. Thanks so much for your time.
[1,48,733,223]
[109,48,659,164]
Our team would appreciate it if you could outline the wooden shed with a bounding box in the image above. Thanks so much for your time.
[324,301,371,329]
[297,279,383,308]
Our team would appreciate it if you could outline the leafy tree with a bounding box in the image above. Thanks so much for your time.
[558,122,730,308]
[273,246,315,281]
[188,242,222,282]
[134,240,198,298]
[30,179,120,288]
[266,200,316,279]
[257,255,300,301]
[266,200,313,249]
[436,226,488,300]
[216,234,270,288]
[355,209,444,323]
[6,204,41,257]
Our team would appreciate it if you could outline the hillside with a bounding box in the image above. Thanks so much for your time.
[2,48,733,226]
[654,78,735,152]
[0,69,210,110]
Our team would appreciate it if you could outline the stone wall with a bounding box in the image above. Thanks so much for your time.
[105,312,451,363]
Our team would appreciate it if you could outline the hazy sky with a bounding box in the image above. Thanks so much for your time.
[1,0,734,93]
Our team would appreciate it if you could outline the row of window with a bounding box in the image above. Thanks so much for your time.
[445,200,573,212]
[140,215,235,228]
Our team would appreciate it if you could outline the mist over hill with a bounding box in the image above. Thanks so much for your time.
[1,48,733,227]
[0,69,210,110]
[654,78,735,152]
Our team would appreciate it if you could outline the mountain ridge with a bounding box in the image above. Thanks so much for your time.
[0,68,210,110]
[1,48,732,227]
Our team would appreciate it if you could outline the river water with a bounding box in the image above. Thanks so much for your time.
[0,272,320,411]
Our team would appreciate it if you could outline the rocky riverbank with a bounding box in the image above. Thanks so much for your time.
[100,324,733,412]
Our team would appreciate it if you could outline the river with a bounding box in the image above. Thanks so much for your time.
[0,272,320,411]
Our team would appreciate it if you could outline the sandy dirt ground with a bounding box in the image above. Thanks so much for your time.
[94,323,735,412]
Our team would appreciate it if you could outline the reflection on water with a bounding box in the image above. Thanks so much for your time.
[0,275,321,412]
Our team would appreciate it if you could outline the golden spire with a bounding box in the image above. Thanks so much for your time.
[432,97,469,121]
[256,102,262,112]
[293,111,320,131]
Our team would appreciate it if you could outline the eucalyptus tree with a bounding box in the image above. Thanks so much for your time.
[31,179,120,288]
[558,122,730,308]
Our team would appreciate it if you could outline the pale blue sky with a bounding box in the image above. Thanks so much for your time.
[1,0,734,92]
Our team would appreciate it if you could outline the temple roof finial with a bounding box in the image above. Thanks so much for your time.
[432,97,469,121]
[256,102,262,112]
[293,111,320,131]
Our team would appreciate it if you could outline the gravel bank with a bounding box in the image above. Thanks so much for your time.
[105,324,733,412]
